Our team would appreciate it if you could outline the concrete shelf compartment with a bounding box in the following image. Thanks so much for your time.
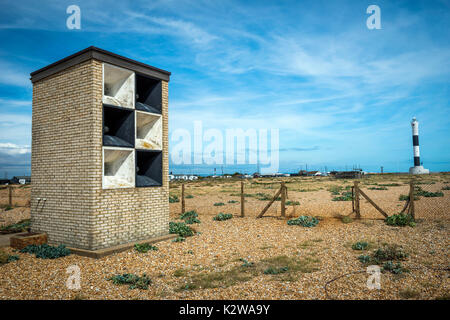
[103,104,135,148]
[103,63,135,109]
[103,147,135,189]
[135,111,162,150]
[136,150,162,187]
[135,73,162,114]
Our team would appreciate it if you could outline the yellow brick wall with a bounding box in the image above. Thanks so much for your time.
[31,59,169,250]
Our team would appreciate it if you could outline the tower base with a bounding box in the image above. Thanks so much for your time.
[409,166,429,174]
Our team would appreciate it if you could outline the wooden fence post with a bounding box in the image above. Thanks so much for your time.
[409,180,415,219]
[358,188,388,218]
[181,183,185,214]
[240,181,245,217]
[257,185,284,218]
[8,185,12,207]
[280,182,286,217]
[351,186,355,213]
[354,181,360,219]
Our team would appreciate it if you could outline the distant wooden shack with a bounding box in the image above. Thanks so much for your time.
[330,171,363,179]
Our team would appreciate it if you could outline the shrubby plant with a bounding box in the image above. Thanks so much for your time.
[134,243,158,253]
[213,213,233,221]
[109,273,151,290]
[169,222,195,237]
[287,216,319,227]
[385,213,415,227]
[20,244,70,259]
[352,241,369,250]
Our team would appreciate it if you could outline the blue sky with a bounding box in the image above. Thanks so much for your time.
[0,0,449,177]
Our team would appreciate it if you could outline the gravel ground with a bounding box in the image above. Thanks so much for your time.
[0,175,449,300]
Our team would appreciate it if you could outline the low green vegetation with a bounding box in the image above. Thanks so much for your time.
[239,258,254,268]
[264,266,289,274]
[173,269,188,277]
[134,243,158,253]
[358,244,409,274]
[172,236,186,242]
[287,216,319,227]
[399,194,420,201]
[385,213,415,227]
[213,213,233,221]
[169,222,195,238]
[328,185,343,195]
[332,191,353,201]
[20,244,71,259]
[108,273,151,290]
[0,219,30,233]
[180,210,200,224]
[296,188,319,192]
[352,241,369,251]
[442,185,450,191]
[0,250,18,265]
[228,200,239,203]
[415,181,436,185]
[213,202,225,206]
[382,261,407,274]
[169,194,179,203]
[285,200,300,206]
[399,186,444,201]
[378,183,402,187]
[185,217,201,224]
[358,255,371,264]
[0,204,13,211]
[341,216,353,224]
[372,244,409,262]
[368,186,388,190]
[185,194,194,199]
[415,190,444,197]
[6,255,19,262]
[178,255,320,291]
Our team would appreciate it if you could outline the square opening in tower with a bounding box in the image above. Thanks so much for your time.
[135,111,162,150]
[103,105,135,148]
[136,150,162,187]
[135,74,162,114]
[103,63,135,109]
[103,147,135,189]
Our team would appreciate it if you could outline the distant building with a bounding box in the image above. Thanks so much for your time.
[169,174,199,181]
[330,170,365,179]
[298,170,321,176]
[11,176,31,184]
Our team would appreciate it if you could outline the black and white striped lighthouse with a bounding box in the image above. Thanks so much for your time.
[409,117,429,174]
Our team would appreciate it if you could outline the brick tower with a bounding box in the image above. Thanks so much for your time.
[30,47,171,251]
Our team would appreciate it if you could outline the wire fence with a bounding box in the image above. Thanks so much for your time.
[169,175,450,221]
[1,175,448,222]
[0,185,31,208]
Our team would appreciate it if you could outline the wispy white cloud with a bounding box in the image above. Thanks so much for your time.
[0,98,31,108]
[0,142,30,155]
[0,59,31,87]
